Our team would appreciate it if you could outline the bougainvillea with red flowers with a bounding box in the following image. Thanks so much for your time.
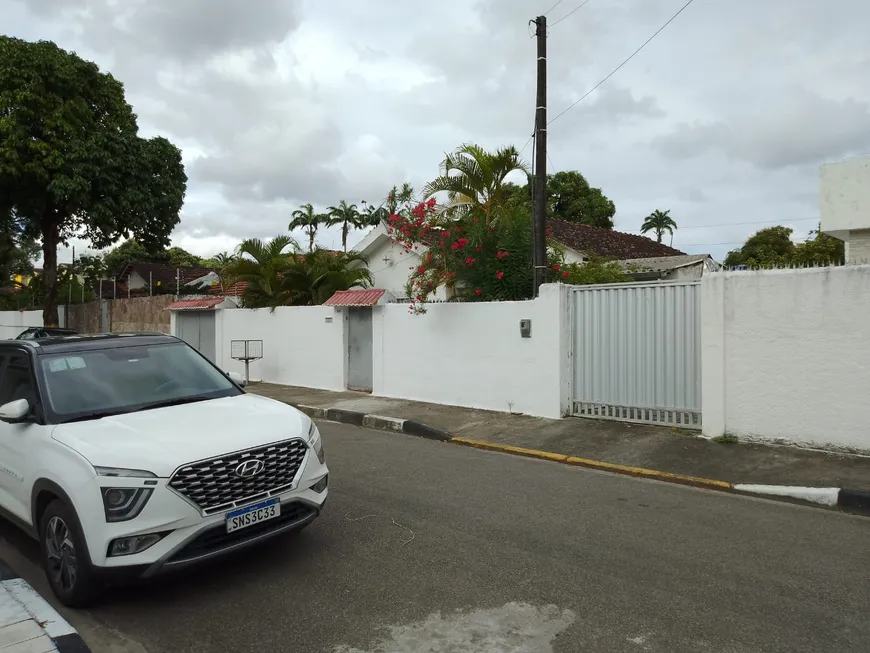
[387,200,564,314]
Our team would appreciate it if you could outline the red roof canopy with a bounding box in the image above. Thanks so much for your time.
[324,289,385,307]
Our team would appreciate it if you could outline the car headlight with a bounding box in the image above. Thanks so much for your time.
[95,466,156,478]
[95,467,157,522]
[101,487,153,522]
[308,421,325,464]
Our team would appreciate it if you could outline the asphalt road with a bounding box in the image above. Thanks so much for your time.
[2,421,870,653]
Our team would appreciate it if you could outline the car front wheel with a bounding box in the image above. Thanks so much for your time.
[39,500,101,608]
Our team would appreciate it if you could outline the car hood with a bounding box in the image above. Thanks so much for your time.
[51,394,310,478]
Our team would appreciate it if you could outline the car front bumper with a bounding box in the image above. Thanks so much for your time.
[91,488,327,581]
[79,453,328,579]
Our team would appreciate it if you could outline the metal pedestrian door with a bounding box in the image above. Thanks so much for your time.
[571,281,701,428]
[176,311,217,363]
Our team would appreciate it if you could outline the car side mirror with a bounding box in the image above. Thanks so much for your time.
[0,399,31,424]
[227,371,247,388]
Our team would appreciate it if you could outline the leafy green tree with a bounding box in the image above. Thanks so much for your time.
[641,209,678,244]
[422,144,528,223]
[289,203,325,252]
[0,212,39,286]
[75,253,107,284]
[725,223,845,268]
[548,171,616,229]
[724,226,796,267]
[501,171,616,229]
[792,224,845,266]
[0,37,187,325]
[166,247,203,268]
[103,240,167,276]
[327,200,363,252]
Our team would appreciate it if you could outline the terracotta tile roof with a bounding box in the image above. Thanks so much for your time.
[212,280,249,296]
[324,289,385,307]
[166,297,225,311]
[547,219,685,260]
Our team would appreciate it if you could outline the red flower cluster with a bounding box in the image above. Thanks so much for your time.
[497,250,509,259]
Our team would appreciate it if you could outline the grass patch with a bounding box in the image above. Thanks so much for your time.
[670,427,697,437]
[712,433,739,444]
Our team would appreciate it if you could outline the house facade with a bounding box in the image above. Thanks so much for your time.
[352,218,707,298]
[820,155,870,263]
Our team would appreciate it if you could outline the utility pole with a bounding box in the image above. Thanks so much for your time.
[532,15,548,296]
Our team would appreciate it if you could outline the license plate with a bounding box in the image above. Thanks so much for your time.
[226,498,281,533]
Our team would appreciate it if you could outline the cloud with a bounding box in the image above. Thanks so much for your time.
[6,0,870,266]
[652,88,870,169]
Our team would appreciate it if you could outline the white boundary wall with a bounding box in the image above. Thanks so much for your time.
[702,265,870,451]
[214,306,347,391]
[0,310,46,340]
[372,283,572,419]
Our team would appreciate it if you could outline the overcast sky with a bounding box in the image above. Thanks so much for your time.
[7,0,870,264]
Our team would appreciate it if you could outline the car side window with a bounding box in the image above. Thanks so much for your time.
[0,351,37,407]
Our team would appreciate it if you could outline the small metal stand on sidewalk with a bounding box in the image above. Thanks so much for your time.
[230,339,263,385]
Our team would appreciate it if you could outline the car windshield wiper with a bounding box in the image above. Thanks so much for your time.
[135,395,214,412]
[61,408,134,424]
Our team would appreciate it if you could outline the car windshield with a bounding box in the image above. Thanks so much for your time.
[39,341,241,421]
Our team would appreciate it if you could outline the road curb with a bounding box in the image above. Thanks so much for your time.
[295,404,452,441]
[290,400,870,515]
[0,558,92,652]
[451,437,732,490]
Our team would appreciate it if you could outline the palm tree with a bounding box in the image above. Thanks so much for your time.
[641,209,678,244]
[361,203,388,227]
[281,248,373,305]
[223,236,301,310]
[385,183,415,215]
[289,203,324,252]
[422,144,529,223]
[326,200,363,252]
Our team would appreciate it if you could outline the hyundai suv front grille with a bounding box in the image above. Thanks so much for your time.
[168,439,308,514]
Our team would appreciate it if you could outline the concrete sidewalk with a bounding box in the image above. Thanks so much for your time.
[249,383,870,489]
[0,560,90,652]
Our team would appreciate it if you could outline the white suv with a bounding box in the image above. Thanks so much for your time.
[0,333,328,607]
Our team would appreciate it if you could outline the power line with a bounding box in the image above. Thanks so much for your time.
[549,0,697,126]
[519,133,534,157]
[547,151,556,173]
[676,217,819,230]
[550,0,594,28]
[544,0,565,15]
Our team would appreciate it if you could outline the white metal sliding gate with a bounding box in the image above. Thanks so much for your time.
[570,280,701,428]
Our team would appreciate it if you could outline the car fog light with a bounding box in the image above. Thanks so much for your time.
[310,475,328,493]
[108,533,166,557]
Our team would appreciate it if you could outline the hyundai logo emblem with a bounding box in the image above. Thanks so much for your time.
[234,459,266,478]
